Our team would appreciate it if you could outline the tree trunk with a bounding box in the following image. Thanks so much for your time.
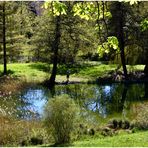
[144,63,148,77]
[48,15,61,87]
[117,2,128,80]
[2,2,7,75]
[110,2,128,80]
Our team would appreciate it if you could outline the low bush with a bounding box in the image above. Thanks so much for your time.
[134,103,148,130]
[0,116,30,146]
[29,137,43,145]
[44,94,79,144]
[108,119,131,130]
[0,75,28,95]
[0,116,46,146]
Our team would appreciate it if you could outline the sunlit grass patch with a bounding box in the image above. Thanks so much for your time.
[0,62,145,83]
[73,131,148,147]
[0,63,50,82]
[75,64,117,78]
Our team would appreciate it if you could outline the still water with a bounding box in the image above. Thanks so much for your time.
[0,83,148,121]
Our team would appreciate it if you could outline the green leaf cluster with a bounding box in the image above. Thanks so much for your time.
[44,1,67,16]
[73,2,96,20]
[120,0,138,5]
[107,36,119,50]
[73,2,111,21]
[140,19,148,31]
[98,36,119,57]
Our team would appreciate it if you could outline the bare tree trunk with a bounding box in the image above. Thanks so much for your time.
[2,2,7,75]
[48,15,61,87]
[117,2,128,80]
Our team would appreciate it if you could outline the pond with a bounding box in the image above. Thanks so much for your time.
[0,83,148,122]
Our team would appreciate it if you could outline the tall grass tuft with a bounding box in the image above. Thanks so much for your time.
[134,103,148,130]
[44,94,79,144]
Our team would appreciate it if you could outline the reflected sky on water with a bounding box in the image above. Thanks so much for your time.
[0,83,148,120]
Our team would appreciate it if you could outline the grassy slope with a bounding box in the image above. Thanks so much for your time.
[0,62,145,82]
[0,63,50,82]
[73,131,148,147]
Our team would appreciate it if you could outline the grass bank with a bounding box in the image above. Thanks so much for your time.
[0,115,47,146]
[0,62,145,83]
[72,130,148,147]
[0,63,50,82]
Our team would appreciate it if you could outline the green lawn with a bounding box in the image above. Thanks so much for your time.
[0,62,145,82]
[72,131,148,147]
[0,63,50,82]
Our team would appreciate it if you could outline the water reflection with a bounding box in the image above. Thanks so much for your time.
[0,86,50,119]
[22,89,48,114]
[0,83,148,120]
[144,84,148,98]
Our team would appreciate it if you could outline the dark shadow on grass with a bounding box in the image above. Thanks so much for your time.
[0,69,14,77]
[28,63,51,72]
[42,143,73,147]
[57,62,99,75]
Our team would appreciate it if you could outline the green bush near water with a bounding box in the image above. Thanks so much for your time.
[44,94,79,144]
[0,116,46,146]
[134,103,148,130]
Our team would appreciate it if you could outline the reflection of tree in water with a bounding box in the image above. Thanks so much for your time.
[20,85,50,119]
[113,84,129,113]
[54,84,116,117]
[144,83,148,98]
[1,83,147,120]
[113,83,146,118]
[54,83,146,119]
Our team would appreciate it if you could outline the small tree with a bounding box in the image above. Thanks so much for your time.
[44,94,79,144]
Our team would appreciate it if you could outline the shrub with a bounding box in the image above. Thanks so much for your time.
[0,116,46,146]
[134,103,148,130]
[108,119,131,130]
[44,94,79,144]
[122,120,130,129]
[112,119,118,129]
[30,137,43,145]
[0,75,28,95]
[0,116,31,146]
[77,123,95,137]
